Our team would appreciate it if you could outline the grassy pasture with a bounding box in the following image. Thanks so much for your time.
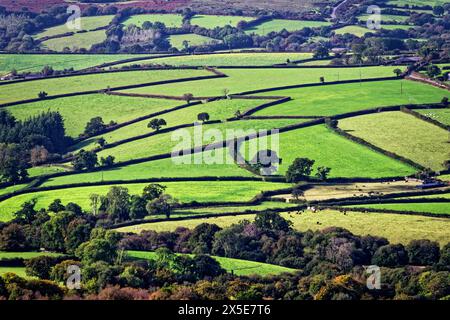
[115,209,450,245]
[40,30,108,52]
[386,0,448,7]
[417,108,450,126]
[7,94,182,137]
[175,201,297,215]
[0,267,28,277]
[0,251,61,259]
[122,66,404,97]
[168,34,221,49]
[123,14,183,28]
[34,15,114,39]
[0,181,291,221]
[0,184,29,196]
[28,166,69,177]
[357,14,409,23]
[339,112,449,171]
[245,19,331,35]
[348,203,450,215]
[191,15,254,28]
[334,25,413,37]
[0,69,210,104]
[115,52,314,67]
[253,80,448,116]
[241,124,416,178]
[126,251,297,276]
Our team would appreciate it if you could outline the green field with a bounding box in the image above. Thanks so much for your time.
[126,251,297,276]
[28,165,70,178]
[417,108,450,126]
[358,14,410,23]
[348,203,450,215]
[0,267,27,277]
[7,95,182,137]
[0,69,210,104]
[40,30,108,52]
[122,66,404,97]
[339,111,449,171]
[0,184,28,196]
[123,14,184,28]
[34,15,114,39]
[387,0,448,7]
[0,181,291,221]
[175,201,297,215]
[253,80,446,116]
[191,15,254,28]
[245,19,331,35]
[334,25,413,37]
[0,251,61,259]
[168,34,221,49]
[115,52,314,67]
[117,210,450,245]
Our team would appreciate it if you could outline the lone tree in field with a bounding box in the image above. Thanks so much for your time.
[286,157,315,182]
[72,149,98,171]
[320,76,325,84]
[316,166,331,181]
[38,91,48,99]
[223,88,230,98]
[148,118,167,131]
[183,93,194,103]
[393,68,402,77]
[142,183,166,202]
[100,155,115,167]
[291,186,304,201]
[97,137,106,148]
[84,117,106,136]
[197,112,210,122]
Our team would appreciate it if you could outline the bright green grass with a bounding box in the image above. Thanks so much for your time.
[358,14,409,23]
[118,210,450,245]
[0,54,150,76]
[417,108,450,126]
[440,175,450,181]
[123,66,404,97]
[191,15,254,29]
[387,0,448,7]
[334,26,372,37]
[0,184,28,196]
[0,69,210,104]
[299,59,332,66]
[0,181,291,221]
[123,14,183,28]
[95,119,301,162]
[34,15,114,39]
[0,267,27,277]
[168,34,221,50]
[339,112,449,171]
[116,52,314,67]
[404,193,450,200]
[241,124,416,178]
[40,29,108,52]
[0,251,61,259]
[70,98,270,150]
[126,251,297,276]
[245,19,331,35]
[175,201,297,215]
[27,166,70,178]
[348,203,450,215]
[254,80,447,117]
[6,94,182,137]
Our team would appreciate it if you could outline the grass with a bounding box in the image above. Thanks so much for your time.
[0,181,291,221]
[0,267,27,278]
[348,203,450,215]
[387,0,448,7]
[191,15,254,28]
[34,15,114,39]
[174,201,297,215]
[7,94,182,137]
[339,111,450,171]
[417,108,450,126]
[115,52,314,67]
[245,19,331,35]
[117,210,450,245]
[0,69,211,104]
[0,54,151,76]
[27,165,70,178]
[123,66,405,97]
[334,25,413,37]
[241,124,416,178]
[40,30,108,52]
[168,34,221,50]
[126,251,298,276]
[358,14,409,23]
[0,184,28,196]
[253,80,447,117]
[0,251,61,259]
[123,14,183,28]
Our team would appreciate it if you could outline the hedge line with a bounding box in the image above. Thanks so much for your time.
[240,97,292,116]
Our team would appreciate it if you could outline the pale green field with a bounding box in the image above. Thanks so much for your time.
[417,108,450,126]
[254,80,448,116]
[349,203,450,215]
[123,14,183,28]
[245,19,331,35]
[0,184,28,196]
[0,251,61,259]
[0,181,291,221]
[387,0,448,7]
[358,14,409,23]
[175,201,297,215]
[117,210,450,245]
[168,34,221,50]
[334,25,413,37]
[0,267,28,277]
[191,15,254,28]
[28,166,70,178]
[339,112,449,171]
[40,30,108,52]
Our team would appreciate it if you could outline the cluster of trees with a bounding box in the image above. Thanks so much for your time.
[285,157,331,183]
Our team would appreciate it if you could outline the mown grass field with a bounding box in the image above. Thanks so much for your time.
[117,210,450,245]
[417,108,450,126]
[348,203,450,215]
[339,111,449,171]
[334,25,413,37]
[40,30,108,52]
[116,52,314,67]
[0,181,291,221]
[123,66,404,97]
[0,69,211,104]
[245,19,331,35]
[253,80,446,116]
[387,0,448,6]
[0,251,61,259]
[34,15,114,39]
[0,184,28,196]
[7,95,182,137]
[168,34,221,50]
[191,15,254,28]
[0,267,27,277]
[123,14,184,28]
[126,251,297,276]
[357,14,409,23]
